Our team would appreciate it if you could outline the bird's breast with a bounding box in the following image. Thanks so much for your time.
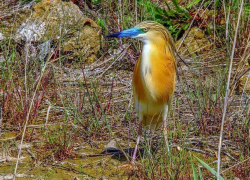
[132,42,176,106]
[140,43,156,100]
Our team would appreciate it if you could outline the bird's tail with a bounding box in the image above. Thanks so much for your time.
[141,113,163,130]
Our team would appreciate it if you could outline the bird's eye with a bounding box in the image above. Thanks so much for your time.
[142,28,149,32]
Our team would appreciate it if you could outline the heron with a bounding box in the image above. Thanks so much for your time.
[105,21,177,162]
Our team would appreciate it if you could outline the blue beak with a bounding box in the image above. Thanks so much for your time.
[105,28,142,38]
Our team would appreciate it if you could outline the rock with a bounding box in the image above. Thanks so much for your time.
[105,140,117,149]
[30,0,101,63]
[176,27,212,55]
[15,21,46,42]
[3,0,101,64]
[101,140,119,155]
[0,9,33,38]
[0,32,4,41]
[0,56,4,63]
[239,75,250,92]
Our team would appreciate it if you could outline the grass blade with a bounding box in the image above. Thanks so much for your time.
[193,155,224,180]
[186,0,202,9]
[198,166,204,180]
[190,154,199,180]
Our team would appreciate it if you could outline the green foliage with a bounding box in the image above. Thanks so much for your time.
[186,0,202,9]
[138,0,192,40]
[245,5,250,15]
[93,0,101,5]
[198,166,204,180]
[193,155,224,180]
[215,0,221,8]
[190,153,199,180]
[21,0,41,3]
[97,18,108,31]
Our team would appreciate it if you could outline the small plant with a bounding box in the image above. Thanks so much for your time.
[191,154,224,180]
[138,0,197,40]
[44,125,76,160]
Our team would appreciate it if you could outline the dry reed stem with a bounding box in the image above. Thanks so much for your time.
[216,0,244,179]
[45,104,51,129]
[98,47,128,77]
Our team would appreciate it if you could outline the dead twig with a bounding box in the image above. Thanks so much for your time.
[217,1,244,179]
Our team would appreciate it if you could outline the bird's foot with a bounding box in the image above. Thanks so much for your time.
[130,158,136,165]
[118,158,137,169]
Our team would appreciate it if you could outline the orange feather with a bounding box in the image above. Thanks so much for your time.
[132,39,176,129]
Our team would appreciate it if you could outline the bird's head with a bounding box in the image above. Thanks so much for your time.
[105,21,170,43]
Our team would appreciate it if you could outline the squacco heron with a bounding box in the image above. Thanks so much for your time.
[105,21,176,161]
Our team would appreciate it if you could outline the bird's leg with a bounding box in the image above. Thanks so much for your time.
[132,121,142,162]
[163,105,170,152]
